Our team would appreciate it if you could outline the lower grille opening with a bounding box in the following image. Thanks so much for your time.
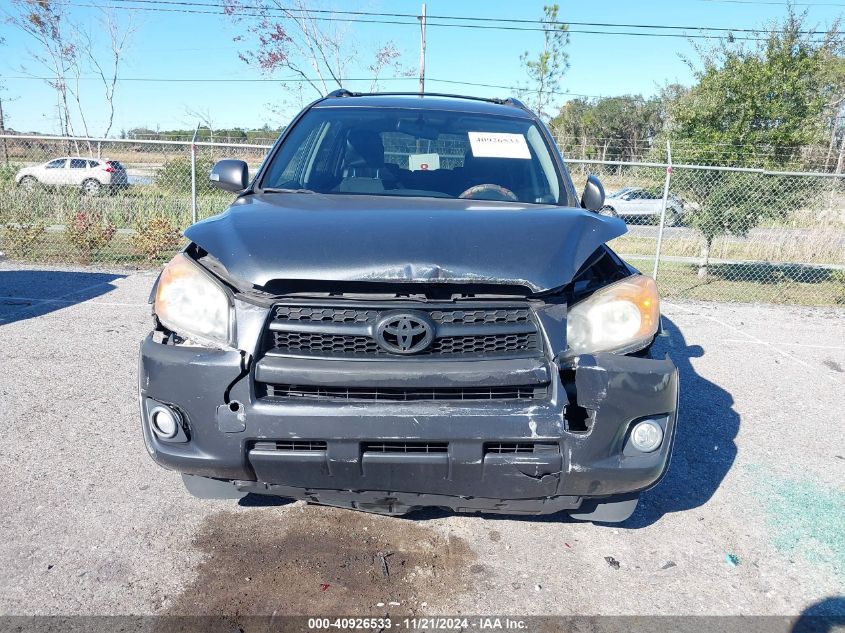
[253,440,327,452]
[362,441,448,454]
[261,383,547,402]
[484,442,558,454]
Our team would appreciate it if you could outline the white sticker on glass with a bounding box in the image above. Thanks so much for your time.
[409,153,441,171]
[468,132,531,159]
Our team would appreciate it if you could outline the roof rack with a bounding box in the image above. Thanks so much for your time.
[324,90,527,110]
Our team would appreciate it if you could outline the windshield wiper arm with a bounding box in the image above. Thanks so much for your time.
[262,187,317,194]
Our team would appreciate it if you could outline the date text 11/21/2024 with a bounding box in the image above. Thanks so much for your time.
[306,617,529,629]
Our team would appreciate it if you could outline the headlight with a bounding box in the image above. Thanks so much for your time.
[154,253,231,346]
[565,274,659,357]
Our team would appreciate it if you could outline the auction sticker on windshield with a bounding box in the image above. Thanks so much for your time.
[468,131,531,159]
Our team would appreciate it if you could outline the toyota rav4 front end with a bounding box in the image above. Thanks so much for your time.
[139,91,679,523]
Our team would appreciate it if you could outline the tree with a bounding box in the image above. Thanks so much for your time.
[517,5,570,121]
[184,106,216,143]
[79,13,133,139]
[671,12,845,168]
[6,0,133,141]
[7,0,77,138]
[666,9,845,277]
[224,0,411,102]
[550,94,665,161]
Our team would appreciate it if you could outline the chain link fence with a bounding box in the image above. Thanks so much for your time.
[1,133,843,306]
[567,159,845,306]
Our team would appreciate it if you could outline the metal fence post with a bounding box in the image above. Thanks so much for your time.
[652,140,673,280]
[190,123,199,225]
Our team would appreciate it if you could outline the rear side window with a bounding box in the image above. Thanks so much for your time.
[70,159,87,169]
[87,160,100,168]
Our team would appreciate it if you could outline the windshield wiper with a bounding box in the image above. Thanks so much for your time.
[262,187,317,194]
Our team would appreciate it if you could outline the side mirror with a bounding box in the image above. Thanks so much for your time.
[209,159,249,192]
[580,174,605,211]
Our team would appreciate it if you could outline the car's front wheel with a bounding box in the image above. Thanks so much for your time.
[18,176,39,192]
[82,178,102,197]
[664,207,682,227]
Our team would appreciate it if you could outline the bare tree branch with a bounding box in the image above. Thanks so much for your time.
[225,0,406,101]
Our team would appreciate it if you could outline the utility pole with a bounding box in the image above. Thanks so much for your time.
[190,122,199,225]
[418,3,427,95]
[0,95,7,166]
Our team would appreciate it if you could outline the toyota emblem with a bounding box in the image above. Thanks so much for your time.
[375,312,435,354]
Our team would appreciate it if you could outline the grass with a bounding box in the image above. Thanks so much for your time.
[3,230,185,268]
[612,231,845,266]
[626,256,845,306]
[0,185,233,229]
[1,171,843,307]
[5,240,843,306]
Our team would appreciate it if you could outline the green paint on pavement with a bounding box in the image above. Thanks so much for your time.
[746,465,845,576]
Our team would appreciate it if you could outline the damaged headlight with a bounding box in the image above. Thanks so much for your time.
[154,253,232,346]
[565,274,659,357]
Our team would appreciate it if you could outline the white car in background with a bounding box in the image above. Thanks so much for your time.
[15,157,129,196]
[601,186,686,226]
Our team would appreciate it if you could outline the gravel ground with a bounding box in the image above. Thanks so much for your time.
[0,262,843,622]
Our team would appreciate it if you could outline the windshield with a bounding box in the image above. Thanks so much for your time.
[260,106,568,205]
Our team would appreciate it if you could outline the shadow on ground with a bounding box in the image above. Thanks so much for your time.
[621,316,739,527]
[792,596,845,632]
[0,269,125,325]
[407,316,740,528]
[707,262,842,285]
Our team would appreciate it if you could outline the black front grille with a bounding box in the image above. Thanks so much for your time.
[261,383,547,402]
[274,306,379,324]
[362,441,448,453]
[430,333,537,355]
[273,331,381,354]
[266,303,541,359]
[274,305,530,326]
[484,442,557,454]
[253,440,327,451]
[271,331,538,356]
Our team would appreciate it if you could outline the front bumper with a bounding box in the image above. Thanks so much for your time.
[139,335,678,516]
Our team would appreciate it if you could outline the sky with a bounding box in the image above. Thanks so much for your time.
[2,0,845,135]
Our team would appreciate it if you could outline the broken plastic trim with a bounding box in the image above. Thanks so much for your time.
[560,367,594,433]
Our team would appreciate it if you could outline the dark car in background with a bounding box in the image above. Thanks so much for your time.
[139,91,679,523]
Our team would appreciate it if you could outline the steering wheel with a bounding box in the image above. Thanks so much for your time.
[458,183,519,202]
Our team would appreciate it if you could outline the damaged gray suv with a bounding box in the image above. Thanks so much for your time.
[140,91,679,523]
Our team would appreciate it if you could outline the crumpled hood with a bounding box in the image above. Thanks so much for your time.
[184,193,627,294]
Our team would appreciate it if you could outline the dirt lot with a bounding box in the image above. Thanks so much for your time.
[0,263,843,626]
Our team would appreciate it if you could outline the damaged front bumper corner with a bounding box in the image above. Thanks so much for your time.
[139,335,678,519]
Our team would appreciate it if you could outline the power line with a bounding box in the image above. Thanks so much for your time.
[62,1,835,42]
[0,74,414,83]
[100,0,832,35]
[699,0,845,6]
[428,78,605,99]
[0,74,612,98]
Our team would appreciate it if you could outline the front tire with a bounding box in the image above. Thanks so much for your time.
[82,179,102,197]
[19,176,39,192]
[664,208,682,227]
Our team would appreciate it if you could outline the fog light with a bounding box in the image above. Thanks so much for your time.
[630,419,663,453]
[150,406,179,439]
